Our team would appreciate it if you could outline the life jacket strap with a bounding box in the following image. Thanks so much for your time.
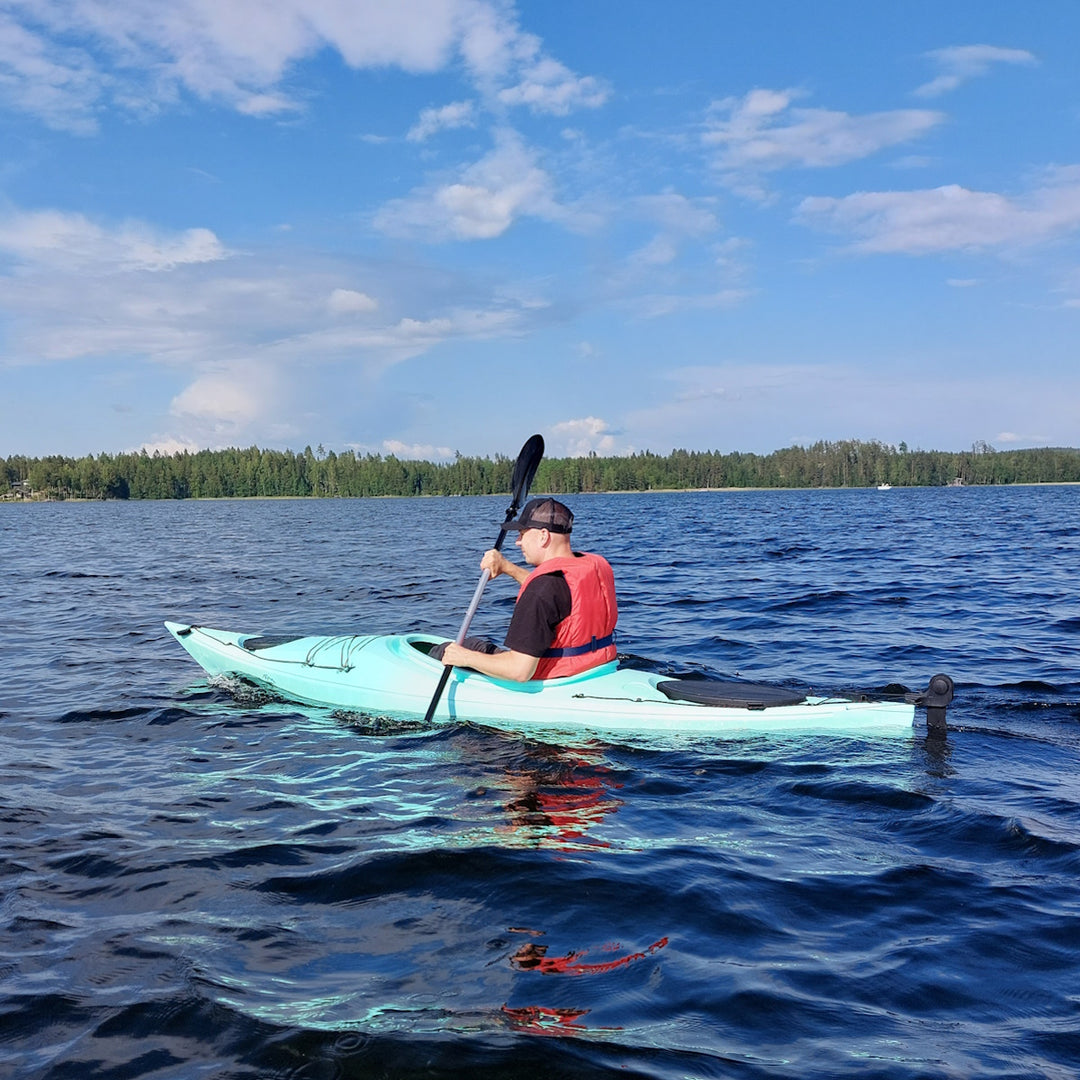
[542,632,616,659]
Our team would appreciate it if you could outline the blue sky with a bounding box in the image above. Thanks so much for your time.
[1,1,1078,460]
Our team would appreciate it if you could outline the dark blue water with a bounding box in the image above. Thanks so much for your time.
[3,488,1079,1079]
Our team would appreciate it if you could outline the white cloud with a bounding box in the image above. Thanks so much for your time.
[993,431,1051,445]
[947,278,979,288]
[0,209,228,272]
[915,44,1037,98]
[629,235,679,267]
[549,416,618,457]
[496,53,608,115]
[1,0,605,130]
[135,436,202,456]
[703,89,942,191]
[0,266,222,363]
[616,193,722,273]
[380,439,456,459]
[236,91,302,117]
[328,288,379,314]
[374,129,565,240]
[170,364,276,428]
[280,308,525,370]
[2,0,460,127]
[797,167,1080,254]
[0,205,535,389]
[456,2,608,115]
[0,234,543,443]
[632,192,719,237]
[407,99,476,141]
[0,8,102,133]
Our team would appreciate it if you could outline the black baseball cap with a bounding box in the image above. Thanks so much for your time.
[503,497,573,534]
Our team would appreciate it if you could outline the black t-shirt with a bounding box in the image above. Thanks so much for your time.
[503,572,572,657]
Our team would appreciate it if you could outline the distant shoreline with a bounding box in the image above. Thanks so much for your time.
[5,480,1080,505]
[8,441,1080,499]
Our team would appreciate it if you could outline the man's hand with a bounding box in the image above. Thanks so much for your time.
[481,548,530,585]
[480,548,513,579]
[439,642,473,669]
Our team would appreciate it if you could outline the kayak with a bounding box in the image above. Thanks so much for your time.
[165,622,953,737]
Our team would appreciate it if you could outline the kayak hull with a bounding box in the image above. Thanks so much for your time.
[165,622,917,737]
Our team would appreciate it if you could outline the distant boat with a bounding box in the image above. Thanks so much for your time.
[877,483,892,491]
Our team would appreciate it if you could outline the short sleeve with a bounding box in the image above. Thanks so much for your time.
[503,573,572,656]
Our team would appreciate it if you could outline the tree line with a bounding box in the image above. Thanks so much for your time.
[4,440,1080,501]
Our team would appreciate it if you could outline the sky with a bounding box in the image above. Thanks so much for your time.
[1,0,1078,461]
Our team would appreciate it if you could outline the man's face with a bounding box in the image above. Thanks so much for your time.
[515,526,547,564]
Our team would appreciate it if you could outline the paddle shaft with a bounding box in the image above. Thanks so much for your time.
[454,567,493,642]
[422,536,507,724]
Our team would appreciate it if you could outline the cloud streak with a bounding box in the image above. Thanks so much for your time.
[915,44,1037,98]
[0,7,103,133]
[703,88,942,195]
[407,100,476,141]
[0,209,228,272]
[797,166,1080,254]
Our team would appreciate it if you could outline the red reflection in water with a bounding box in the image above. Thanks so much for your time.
[495,753,664,1038]
[500,1004,593,1035]
[499,754,623,850]
[501,931,667,1035]
[510,935,668,975]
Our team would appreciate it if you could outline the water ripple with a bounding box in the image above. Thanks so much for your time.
[3,489,1080,1077]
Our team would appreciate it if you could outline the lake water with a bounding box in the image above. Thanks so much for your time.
[3,487,1079,1079]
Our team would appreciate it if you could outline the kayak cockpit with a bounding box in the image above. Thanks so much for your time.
[406,634,810,708]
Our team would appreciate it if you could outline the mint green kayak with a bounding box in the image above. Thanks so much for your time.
[165,622,953,737]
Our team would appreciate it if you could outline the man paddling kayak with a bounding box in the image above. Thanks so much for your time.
[434,497,618,682]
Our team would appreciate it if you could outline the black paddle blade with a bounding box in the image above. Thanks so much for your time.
[509,434,544,510]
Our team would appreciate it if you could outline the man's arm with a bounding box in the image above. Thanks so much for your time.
[439,641,539,682]
[481,548,530,585]
[437,570,567,683]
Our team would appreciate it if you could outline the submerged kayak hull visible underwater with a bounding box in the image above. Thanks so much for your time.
[165,622,953,737]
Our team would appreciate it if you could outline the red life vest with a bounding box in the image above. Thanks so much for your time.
[517,552,618,679]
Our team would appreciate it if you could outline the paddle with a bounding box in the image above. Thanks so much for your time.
[422,434,545,724]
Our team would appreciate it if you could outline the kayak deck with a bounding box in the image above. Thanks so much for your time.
[165,622,934,737]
